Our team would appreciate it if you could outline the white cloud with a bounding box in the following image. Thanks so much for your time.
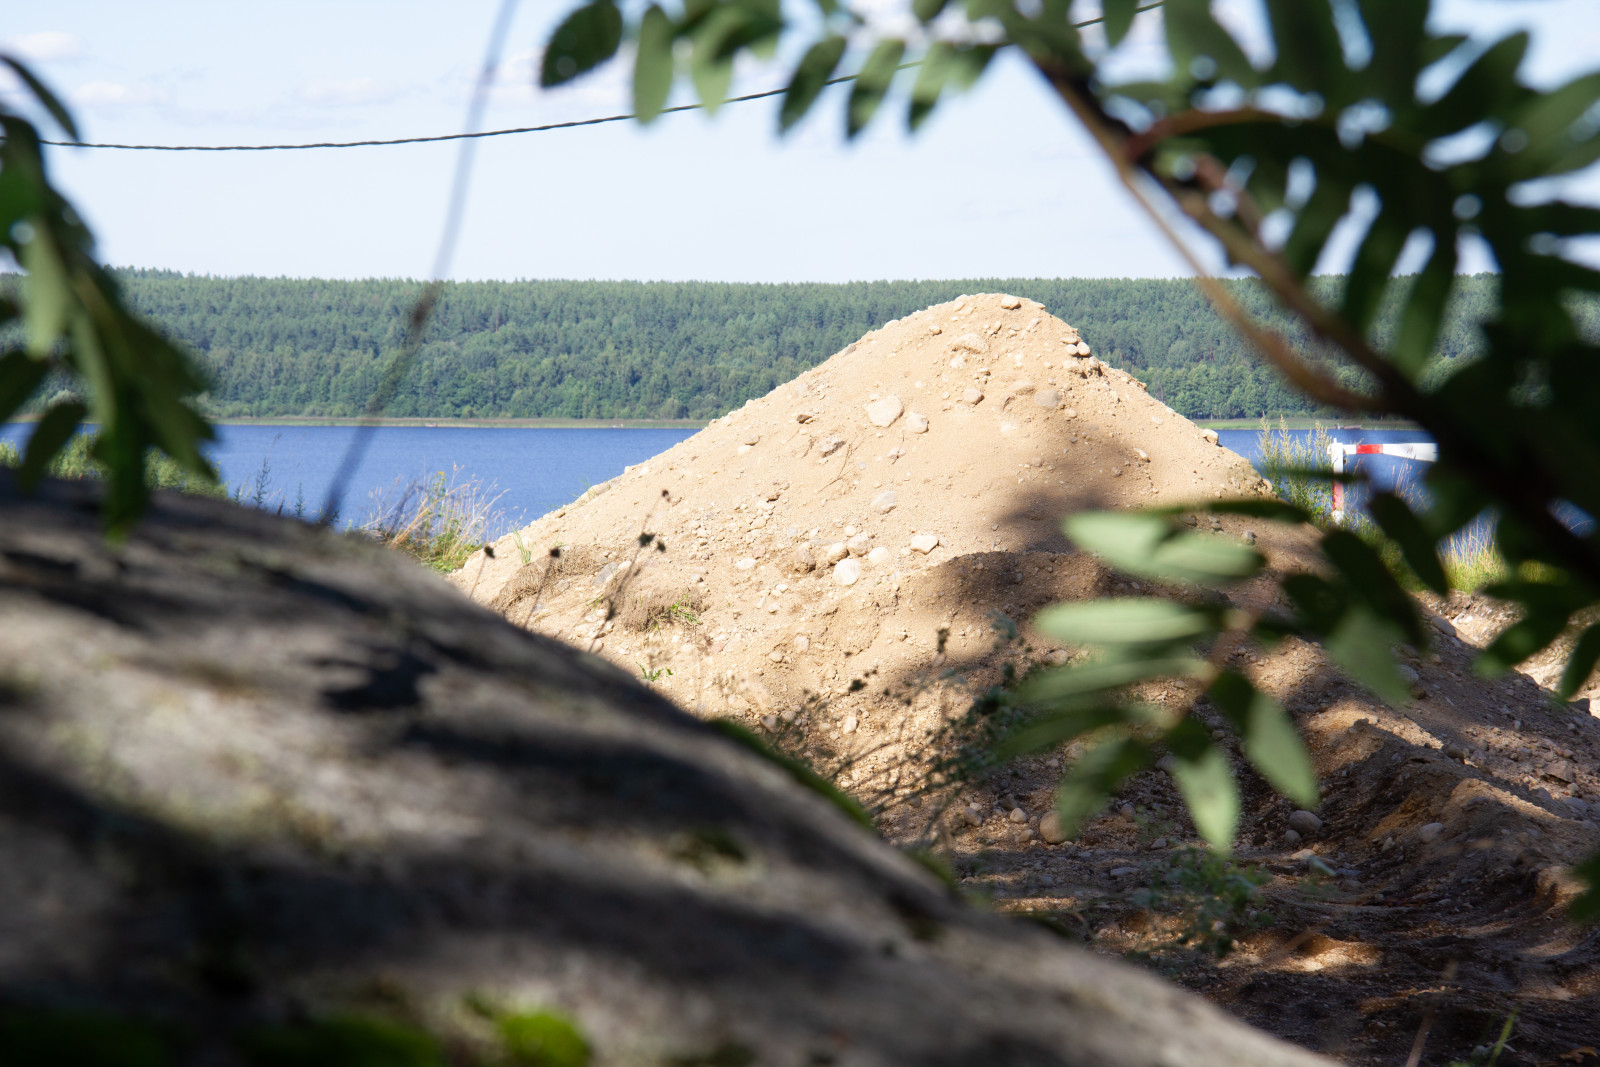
[298,76,408,107]
[4,31,86,63]
[71,80,167,107]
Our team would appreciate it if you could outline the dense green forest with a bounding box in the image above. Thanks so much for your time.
[20,270,1575,422]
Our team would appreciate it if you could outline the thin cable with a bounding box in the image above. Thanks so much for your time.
[318,0,520,522]
[36,3,1161,153]
[40,84,808,152]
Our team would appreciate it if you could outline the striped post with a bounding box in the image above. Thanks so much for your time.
[1328,442,1439,525]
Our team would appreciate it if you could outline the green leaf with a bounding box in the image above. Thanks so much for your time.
[1064,511,1263,585]
[1320,529,1422,643]
[1558,623,1600,701]
[1164,0,1257,87]
[18,226,71,357]
[18,400,86,492]
[1572,851,1600,924]
[1102,0,1139,48]
[1420,33,1470,68]
[1326,606,1411,705]
[0,350,50,425]
[908,41,955,131]
[243,1015,445,1067]
[0,164,47,240]
[1282,178,1350,280]
[912,0,949,22]
[1357,0,1429,107]
[1367,492,1449,595]
[948,44,998,91]
[689,6,743,112]
[1546,124,1600,176]
[1483,576,1594,615]
[1391,235,1457,376]
[1416,32,1529,139]
[1419,468,1488,539]
[0,57,79,141]
[1282,571,1345,632]
[632,5,676,123]
[1264,0,1344,97]
[1199,498,1312,523]
[0,1008,167,1067]
[1208,671,1318,807]
[498,1011,591,1067]
[1480,609,1573,676]
[1033,598,1220,646]
[1018,653,1209,705]
[780,36,846,133]
[1054,736,1153,841]
[540,1,624,88]
[847,39,906,138]
[1340,209,1410,335]
[1165,719,1240,851]
[993,704,1137,763]
[1507,71,1600,176]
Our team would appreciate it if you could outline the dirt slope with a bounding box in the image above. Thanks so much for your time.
[455,295,1600,1065]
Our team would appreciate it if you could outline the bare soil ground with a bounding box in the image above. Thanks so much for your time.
[454,295,1600,1066]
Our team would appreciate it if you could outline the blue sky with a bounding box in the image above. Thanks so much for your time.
[4,0,1599,283]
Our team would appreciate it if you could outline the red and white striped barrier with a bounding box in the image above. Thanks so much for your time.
[1329,442,1438,523]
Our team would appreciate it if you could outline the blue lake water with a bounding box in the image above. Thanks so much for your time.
[1,423,697,536]
[2,421,1454,536]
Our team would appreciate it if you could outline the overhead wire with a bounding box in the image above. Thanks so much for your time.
[36,3,1161,154]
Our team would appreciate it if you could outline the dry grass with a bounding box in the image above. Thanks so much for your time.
[358,467,518,573]
[616,587,706,632]
[1254,417,1335,521]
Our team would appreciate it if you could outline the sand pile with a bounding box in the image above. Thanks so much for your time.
[453,292,1274,776]
[454,293,1600,1063]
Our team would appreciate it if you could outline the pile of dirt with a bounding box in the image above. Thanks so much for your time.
[456,295,1600,1065]
[456,293,1278,763]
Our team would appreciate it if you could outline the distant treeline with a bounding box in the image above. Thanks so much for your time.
[38,270,1585,422]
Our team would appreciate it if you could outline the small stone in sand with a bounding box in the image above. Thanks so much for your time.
[906,411,929,433]
[910,534,940,554]
[833,559,862,586]
[1288,810,1322,836]
[865,395,904,427]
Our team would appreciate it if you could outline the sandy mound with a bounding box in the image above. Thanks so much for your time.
[456,293,1600,1063]
[455,293,1273,742]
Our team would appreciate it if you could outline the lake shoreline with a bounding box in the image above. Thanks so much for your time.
[1196,417,1422,431]
[6,413,1420,432]
[204,416,713,430]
